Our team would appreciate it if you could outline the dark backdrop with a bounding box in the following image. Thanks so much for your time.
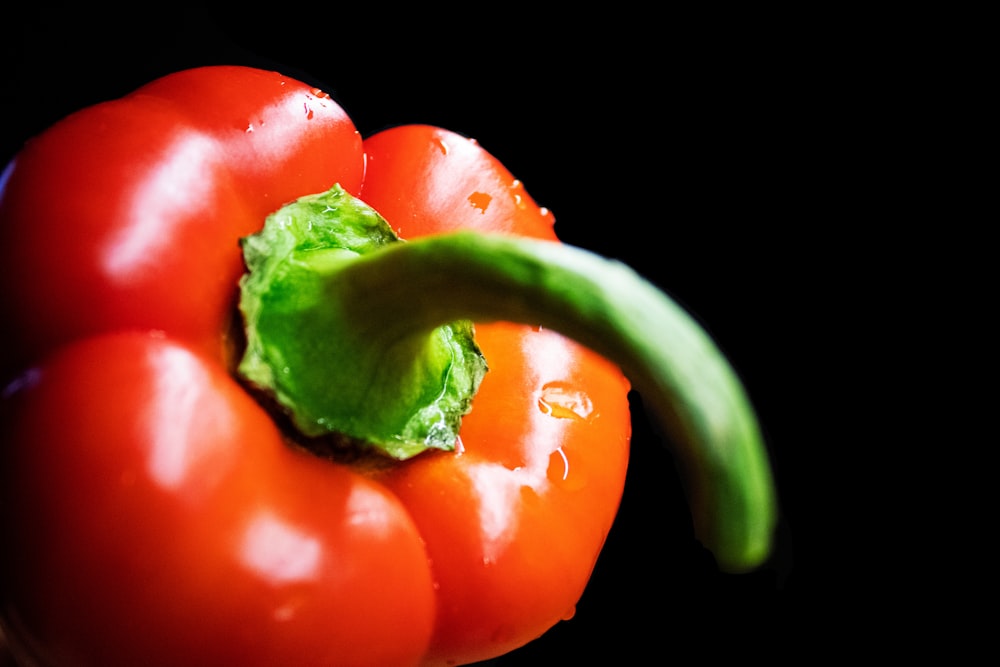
[3,7,841,663]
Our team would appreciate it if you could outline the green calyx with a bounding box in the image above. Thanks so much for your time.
[238,184,487,460]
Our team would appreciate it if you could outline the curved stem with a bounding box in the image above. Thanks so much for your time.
[335,231,777,572]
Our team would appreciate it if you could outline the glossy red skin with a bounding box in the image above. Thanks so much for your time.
[362,126,632,664]
[0,332,436,667]
[0,68,631,666]
[0,65,364,370]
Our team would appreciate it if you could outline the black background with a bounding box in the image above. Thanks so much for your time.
[2,6,855,664]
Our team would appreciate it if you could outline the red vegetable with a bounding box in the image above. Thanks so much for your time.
[0,65,775,666]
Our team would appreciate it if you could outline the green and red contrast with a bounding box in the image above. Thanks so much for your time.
[0,66,776,666]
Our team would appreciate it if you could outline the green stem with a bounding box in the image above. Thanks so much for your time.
[331,231,777,573]
[238,185,776,572]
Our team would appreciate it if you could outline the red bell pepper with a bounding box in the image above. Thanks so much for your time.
[0,65,776,666]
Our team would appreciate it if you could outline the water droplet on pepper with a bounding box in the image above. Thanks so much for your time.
[537,382,594,421]
[468,191,492,213]
[548,447,569,481]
